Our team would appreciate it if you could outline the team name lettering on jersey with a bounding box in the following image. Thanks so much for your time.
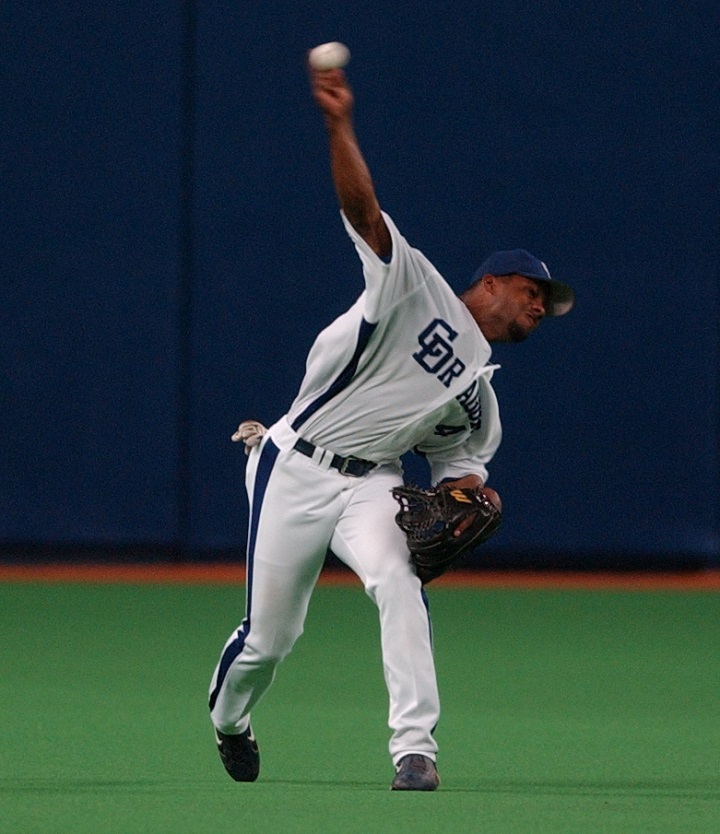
[432,380,484,436]
[455,379,483,430]
[412,318,466,388]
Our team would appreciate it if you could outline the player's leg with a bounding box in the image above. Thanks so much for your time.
[209,437,342,737]
[330,466,440,765]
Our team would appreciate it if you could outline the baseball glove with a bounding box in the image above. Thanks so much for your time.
[391,484,502,584]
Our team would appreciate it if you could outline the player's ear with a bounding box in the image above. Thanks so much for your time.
[482,273,498,295]
[461,273,491,306]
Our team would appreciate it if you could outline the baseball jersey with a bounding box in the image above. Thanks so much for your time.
[286,211,502,484]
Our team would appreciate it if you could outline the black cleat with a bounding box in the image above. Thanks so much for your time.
[391,754,440,791]
[215,725,260,782]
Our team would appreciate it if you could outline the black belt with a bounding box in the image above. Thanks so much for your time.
[293,438,377,477]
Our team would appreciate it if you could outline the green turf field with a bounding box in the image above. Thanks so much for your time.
[1,579,719,833]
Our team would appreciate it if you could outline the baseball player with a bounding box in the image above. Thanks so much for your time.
[208,60,574,791]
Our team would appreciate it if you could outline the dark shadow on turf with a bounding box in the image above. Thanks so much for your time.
[0,776,390,793]
[6,776,718,799]
[0,778,184,795]
[260,779,387,789]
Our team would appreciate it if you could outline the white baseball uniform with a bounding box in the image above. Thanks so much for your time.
[209,211,502,765]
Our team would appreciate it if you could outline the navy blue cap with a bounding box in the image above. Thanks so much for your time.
[473,248,575,316]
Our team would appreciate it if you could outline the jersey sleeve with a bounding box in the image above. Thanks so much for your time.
[340,210,441,323]
[424,426,502,486]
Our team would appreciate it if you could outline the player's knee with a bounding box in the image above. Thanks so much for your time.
[362,555,417,601]
[279,624,306,660]
[246,626,303,666]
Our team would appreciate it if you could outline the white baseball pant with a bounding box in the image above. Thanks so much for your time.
[209,417,440,764]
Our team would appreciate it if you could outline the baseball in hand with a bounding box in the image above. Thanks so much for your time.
[481,487,502,512]
[308,42,351,71]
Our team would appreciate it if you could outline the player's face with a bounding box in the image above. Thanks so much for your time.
[494,275,548,342]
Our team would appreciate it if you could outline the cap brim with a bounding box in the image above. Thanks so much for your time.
[534,278,575,317]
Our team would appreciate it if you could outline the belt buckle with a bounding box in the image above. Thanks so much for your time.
[338,456,358,476]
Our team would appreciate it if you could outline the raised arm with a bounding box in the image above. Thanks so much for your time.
[309,65,391,259]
